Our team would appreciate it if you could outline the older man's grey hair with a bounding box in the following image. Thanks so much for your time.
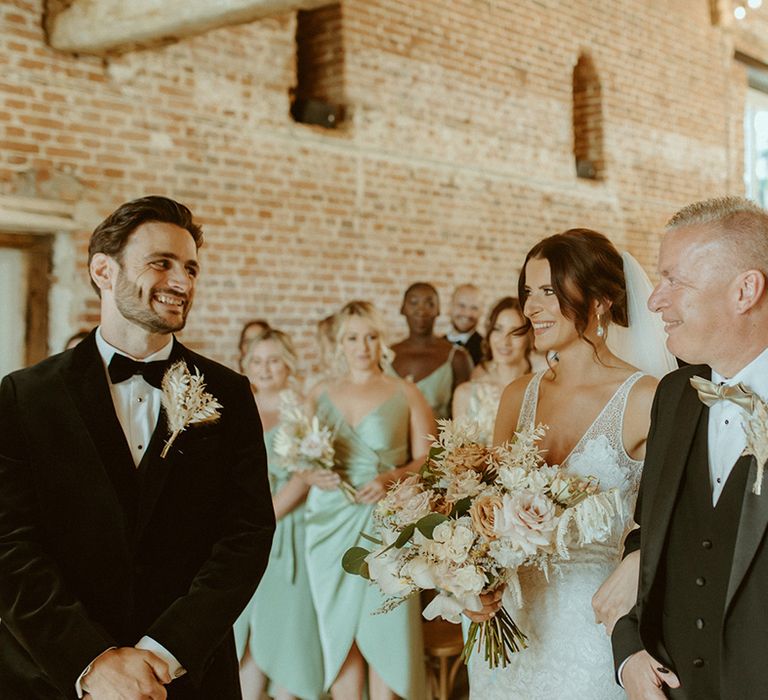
[666,196,768,273]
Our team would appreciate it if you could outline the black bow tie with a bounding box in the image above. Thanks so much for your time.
[108,353,168,389]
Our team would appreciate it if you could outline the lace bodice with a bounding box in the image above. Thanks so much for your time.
[518,370,644,518]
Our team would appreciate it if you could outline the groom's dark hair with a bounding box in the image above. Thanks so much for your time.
[87,195,204,295]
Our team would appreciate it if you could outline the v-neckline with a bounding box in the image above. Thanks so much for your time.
[322,389,402,432]
[413,358,450,385]
[532,372,639,467]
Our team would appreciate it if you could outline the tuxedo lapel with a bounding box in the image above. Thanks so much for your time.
[642,375,705,593]
[725,455,768,613]
[62,334,138,520]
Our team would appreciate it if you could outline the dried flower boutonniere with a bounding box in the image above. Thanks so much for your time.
[160,360,223,458]
[742,398,768,495]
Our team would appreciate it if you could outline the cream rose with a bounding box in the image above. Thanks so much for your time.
[395,490,435,526]
[469,490,503,541]
[380,474,423,513]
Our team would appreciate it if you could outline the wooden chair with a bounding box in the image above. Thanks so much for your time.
[423,618,465,700]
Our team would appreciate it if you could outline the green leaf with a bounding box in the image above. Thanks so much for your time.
[420,445,444,475]
[342,546,371,577]
[359,531,383,546]
[394,523,416,548]
[428,445,444,460]
[415,513,449,538]
[450,497,472,516]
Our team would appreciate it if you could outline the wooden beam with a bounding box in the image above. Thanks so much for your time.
[46,0,332,55]
[0,195,80,234]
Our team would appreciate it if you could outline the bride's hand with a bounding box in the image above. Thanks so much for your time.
[463,586,504,623]
[592,550,640,634]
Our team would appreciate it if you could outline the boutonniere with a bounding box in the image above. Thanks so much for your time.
[742,398,768,495]
[160,360,223,458]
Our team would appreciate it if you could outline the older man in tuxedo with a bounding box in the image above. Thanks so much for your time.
[613,196,768,699]
[0,196,275,699]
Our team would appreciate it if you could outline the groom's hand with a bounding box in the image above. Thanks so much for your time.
[622,650,680,699]
[82,647,171,699]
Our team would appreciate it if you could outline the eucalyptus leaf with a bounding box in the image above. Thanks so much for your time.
[415,513,449,538]
[342,546,371,577]
[394,523,416,548]
[451,497,472,516]
[360,531,383,546]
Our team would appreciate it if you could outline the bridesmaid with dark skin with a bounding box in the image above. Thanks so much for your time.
[391,282,472,419]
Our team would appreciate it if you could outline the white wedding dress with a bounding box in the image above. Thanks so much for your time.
[468,370,644,700]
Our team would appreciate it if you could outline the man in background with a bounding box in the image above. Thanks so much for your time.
[445,283,484,365]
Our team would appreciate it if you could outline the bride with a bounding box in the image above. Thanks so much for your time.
[468,228,676,699]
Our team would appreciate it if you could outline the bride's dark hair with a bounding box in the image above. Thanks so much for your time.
[517,228,628,341]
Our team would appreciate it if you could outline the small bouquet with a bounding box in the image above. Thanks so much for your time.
[272,390,356,500]
[342,417,623,668]
[742,396,768,495]
[160,360,222,458]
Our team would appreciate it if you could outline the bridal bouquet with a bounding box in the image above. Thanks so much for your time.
[272,390,356,500]
[342,418,623,668]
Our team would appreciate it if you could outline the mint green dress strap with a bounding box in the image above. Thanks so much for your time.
[415,346,455,420]
[233,427,324,700]
[304,391,426,699]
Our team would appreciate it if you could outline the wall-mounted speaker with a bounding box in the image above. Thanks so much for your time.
[290,97,344,129]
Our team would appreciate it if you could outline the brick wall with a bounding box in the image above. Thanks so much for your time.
[0,0,758,372]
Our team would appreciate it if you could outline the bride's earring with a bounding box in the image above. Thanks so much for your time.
[596,313,605,338]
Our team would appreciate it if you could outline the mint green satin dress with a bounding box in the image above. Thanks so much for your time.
[415,347,455,420]
[304,391,426,699]
[234,428,324,700]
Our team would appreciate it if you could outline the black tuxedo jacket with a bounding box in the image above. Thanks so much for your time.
[446,331,483,366]
[612,364,768,697]
[0,332,275,699]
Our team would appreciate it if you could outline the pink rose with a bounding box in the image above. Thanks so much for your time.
[493,490,557,556]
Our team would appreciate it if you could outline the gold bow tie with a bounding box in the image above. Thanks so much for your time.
[690,375,755,412]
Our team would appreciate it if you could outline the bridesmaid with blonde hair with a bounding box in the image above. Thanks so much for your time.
[305,301,435,700]
[234,328,324,700]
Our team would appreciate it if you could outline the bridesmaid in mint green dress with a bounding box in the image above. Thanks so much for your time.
[390,282,471,419]
[234,329,324,700]
[305,301,436,700]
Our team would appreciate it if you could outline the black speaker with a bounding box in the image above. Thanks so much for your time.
[291,97,344,128]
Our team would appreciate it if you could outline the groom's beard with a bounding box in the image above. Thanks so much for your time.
[114,274,191,335]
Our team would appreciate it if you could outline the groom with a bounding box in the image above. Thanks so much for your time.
[0,196,275,699]
[613,196,768,699]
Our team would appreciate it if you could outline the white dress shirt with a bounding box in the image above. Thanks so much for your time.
[708,346,768,505]
[446,329,473,344]
[76,328,185,697]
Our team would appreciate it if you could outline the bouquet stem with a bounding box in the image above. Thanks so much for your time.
[161,430,181,459]
[339,478,358,503]
[461,608,528,668]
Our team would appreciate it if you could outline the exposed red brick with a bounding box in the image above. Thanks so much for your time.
[0,1,760,367]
